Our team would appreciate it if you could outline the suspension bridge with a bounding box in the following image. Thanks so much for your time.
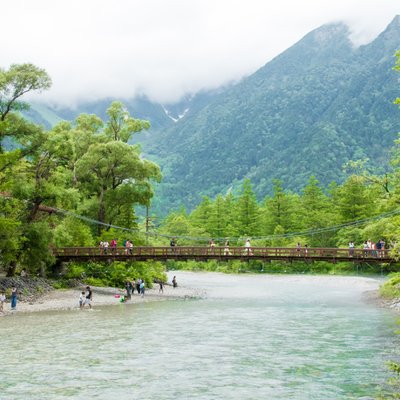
[53,246,394,264]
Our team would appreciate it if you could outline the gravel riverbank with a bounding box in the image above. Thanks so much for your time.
[0,280,205,315]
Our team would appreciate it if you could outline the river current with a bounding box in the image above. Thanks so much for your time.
[0,272,398,399]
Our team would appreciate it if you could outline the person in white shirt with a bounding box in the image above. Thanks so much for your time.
[245,239,253,255]
[349,241,355,257]
[0,292,6,313]
[79,291,85,309]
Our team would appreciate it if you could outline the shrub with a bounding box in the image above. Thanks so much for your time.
[380,273,400,299]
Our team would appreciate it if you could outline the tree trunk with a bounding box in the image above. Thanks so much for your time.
[97,189,105,236]
[6,261,17,277]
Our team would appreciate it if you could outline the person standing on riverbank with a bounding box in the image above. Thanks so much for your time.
[10,287,17,310]
[84,286,93,309]
[79,291,85,309]
[125,280,132,300]
[136,278,142,294]
[0,291,6,313]
[131,278,136,295]
[140,280,145,297]
[172,276,177,288]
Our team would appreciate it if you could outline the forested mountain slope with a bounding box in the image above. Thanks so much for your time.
[24,17,400,215]
[145,16,400,213]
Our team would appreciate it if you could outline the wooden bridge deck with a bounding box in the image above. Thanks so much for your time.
[53,246,394,264]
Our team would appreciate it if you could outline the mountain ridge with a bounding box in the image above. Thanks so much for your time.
[24,16,400,215]
[144,16,400,213]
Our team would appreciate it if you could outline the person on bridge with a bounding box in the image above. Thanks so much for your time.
[348,241,355,257]
[170,237,177,254]
[363,241,369,257]
[296,243,301,256]
[224,239,231,256]
[245,239,253,256]
[376,239,386,258]
[103,240,109,255]
[127,240,133,255]
[111,239,117,254]
[209,239,216,254]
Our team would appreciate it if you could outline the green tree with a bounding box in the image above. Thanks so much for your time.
[207,194,228,240]
[234,179,260,236]
[104,101,150,142]
[190,196,212,237]
[299,176,336,246]
[0,63,51,149]
[262,179,299,235]
[53,216,95,247]
[332,175,374,222]
[76,140,160,234]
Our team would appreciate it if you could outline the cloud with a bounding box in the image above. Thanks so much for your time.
[1,0,398,106]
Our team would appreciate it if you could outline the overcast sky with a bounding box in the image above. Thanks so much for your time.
[1,0,398,107]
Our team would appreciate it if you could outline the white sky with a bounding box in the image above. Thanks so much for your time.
[1,0,399,107]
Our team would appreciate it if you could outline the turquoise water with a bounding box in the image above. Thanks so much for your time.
[0,273,397,399]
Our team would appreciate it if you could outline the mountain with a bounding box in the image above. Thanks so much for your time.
[143,16,400,214]
[25,17,400,216]
[26,90,222,146]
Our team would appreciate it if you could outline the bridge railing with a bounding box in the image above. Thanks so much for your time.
[52,246,391,260]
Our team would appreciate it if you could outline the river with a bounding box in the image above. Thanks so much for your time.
[0,272,398,399]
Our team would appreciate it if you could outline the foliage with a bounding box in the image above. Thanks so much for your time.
[53,217,95,247]
[63,261,166,288]
[0,63,161,277]
[379,273,400,299]
[0,63,51,127]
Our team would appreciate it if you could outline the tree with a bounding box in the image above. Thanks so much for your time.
[262,179,299,235]
[234,179,260,237]
[76,140,161,234]
[190,196,212,237]
[299,176,336,247]
[0,68,161,276]
[104,101,150,142]
[0,63,51,149]
[207,195,228,240]
[332,175,374,222]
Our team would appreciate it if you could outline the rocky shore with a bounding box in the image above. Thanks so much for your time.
[0,277,54,302]
[362,289,400,313]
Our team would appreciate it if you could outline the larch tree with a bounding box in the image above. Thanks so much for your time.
[234,179,260,237]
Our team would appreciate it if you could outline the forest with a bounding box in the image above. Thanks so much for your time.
[1,52,400,285]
